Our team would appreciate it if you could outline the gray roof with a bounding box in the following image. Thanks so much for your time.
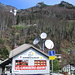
[9,43,49,58]
[0,44,48,67]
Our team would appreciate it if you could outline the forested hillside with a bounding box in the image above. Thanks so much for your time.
[0,1,75,66]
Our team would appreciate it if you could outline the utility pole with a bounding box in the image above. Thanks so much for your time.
[68,50,71,75]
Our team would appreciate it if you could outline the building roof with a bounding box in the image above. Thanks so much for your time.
[9,43,49,58]
[0,44,49,67]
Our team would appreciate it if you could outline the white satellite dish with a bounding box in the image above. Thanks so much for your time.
[33,38,40,45]
[40,32,47,39]
[45,40,54,49]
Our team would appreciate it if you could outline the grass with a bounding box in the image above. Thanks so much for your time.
[12,25,28,30]
[12,23,37,30]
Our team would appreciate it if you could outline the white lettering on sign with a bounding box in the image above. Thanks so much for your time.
[15,65,46,70]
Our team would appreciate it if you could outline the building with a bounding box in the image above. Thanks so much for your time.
[0,44,50,75]
[61,64,75,74]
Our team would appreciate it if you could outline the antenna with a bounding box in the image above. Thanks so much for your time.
[33,33,54,51]
[33,38,41,49]
[40,32,47,39]
[40,32,47,50]
[33,38,40,45]
[45,40,54,49]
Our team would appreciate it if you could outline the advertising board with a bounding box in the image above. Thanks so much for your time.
[12,48,50,74]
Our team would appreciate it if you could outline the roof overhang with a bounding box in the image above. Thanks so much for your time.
[9,44,49,58]
[0,58,12,67]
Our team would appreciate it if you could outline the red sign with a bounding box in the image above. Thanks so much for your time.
[15,65,46,70]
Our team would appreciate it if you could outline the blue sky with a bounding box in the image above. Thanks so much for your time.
[0,0,75,9]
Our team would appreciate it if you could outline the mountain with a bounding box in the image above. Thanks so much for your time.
[0,2,18,11]
[59,1,75,9]
[0,1,75,66]
[17,1,75,20]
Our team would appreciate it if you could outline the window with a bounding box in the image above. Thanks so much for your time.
[34,60,46,66]
[15,60,28,66]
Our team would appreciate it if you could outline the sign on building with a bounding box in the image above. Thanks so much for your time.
[11,45,50,75]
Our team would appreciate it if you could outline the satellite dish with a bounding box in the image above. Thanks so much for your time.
[33,38,40,45]
[45,40,54,49]
[40,32,47,39]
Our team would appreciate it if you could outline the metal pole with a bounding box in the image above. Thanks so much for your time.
[70,64,71,75]
[42,39,45,51]
[37,44,41,50]
[50,60,51,75]
[52,60,53,75]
